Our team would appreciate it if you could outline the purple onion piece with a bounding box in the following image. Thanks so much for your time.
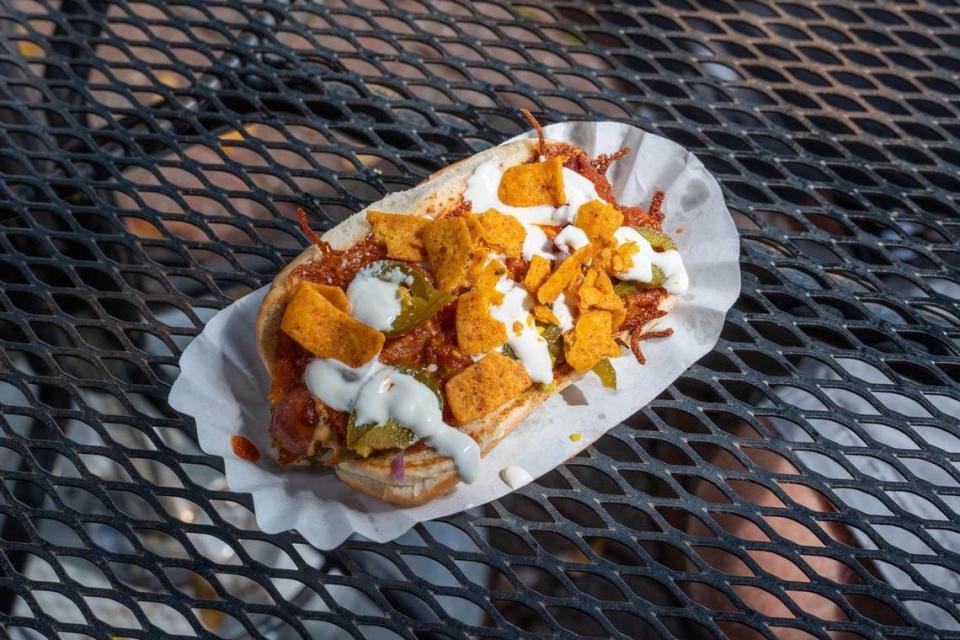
[391,452,405,483]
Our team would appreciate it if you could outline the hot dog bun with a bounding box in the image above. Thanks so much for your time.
[256,138,674,505]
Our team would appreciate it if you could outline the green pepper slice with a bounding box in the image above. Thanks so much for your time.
[591,358,617,389]
[613,280,640,297]
[631,227,677,252]
[346,415,419,457]
[394,364,443,409]
[613,265,666,296]
[344,364,442,457]
[362,260,453,337]
[537,322,565,366]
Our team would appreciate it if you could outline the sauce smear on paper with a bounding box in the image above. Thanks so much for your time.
[231,435,261,461]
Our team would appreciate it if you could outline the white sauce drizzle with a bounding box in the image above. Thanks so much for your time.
[346,264,411,330]
[489,274,553,384]
[553,225,590,255]
[463,159,604,261]
[500,465,533,489]
[551,292,575,332]
[612,227,689,294]
[521,222,553,261]
[553,170,603,225]
[304,358,480,483]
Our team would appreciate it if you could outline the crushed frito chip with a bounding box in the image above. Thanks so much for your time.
[602,241,640,275]
[537,245,592,304]
[445,353,531,424]
[598,241,642,276]
[575,200,623,243]
[479,209,525,258]
[523,255,552,294]
[423,217,475,292]
[469,257,507,293]
[563,310,622,372]
[456,289,506,356]
[305,281,350,313]
[576,267,625,328]
[498,157,565,207]
[532,304,560,325]
[464,214,485,244]
[367,211,429,261]
[281,282,384,367]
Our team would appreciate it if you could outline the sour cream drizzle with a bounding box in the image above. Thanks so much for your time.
[500,465,533,489]
[553,225,590,255]
[346,264,411,331]
[552,292,575,332]
[304,358,480,483]
[612,227,689,294]
[463,159,605,261]
[489,274,553,384]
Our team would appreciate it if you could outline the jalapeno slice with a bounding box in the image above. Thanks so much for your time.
[613,280,639,297]
[344,364,442,457]
[363,260,453,337]
[613,264,666,295]
[537,322,565,366]
[394,364,443,408]
[631,227,677,252]
[591,358,617,389]
[346,415,419,457]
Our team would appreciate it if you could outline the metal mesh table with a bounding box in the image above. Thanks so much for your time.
[1,0,959,637]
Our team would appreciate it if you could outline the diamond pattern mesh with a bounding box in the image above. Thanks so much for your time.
[0,0,958,637]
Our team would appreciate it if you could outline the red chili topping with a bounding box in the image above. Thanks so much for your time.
[562,151,617,204]
[231,435,260,461]
[504,256,530,282]
[291,235,385,290]
[620,288,672,364]
[543,141,664,231]
[269,333,312,406]
[298,207,331,251]
[379,304,473,381]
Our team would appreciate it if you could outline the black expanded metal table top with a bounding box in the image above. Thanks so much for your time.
[1,0,959,638]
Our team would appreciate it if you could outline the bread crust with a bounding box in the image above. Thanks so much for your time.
[256,138,675,505]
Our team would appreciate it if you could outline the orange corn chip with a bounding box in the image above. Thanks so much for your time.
[576,267,625,328]
[464,214,486,244]
[563,310,622,372]
[498,157,565,207]
[575,200,623,243]
[599,241,640,276]
[523,255,552,294]
[445,353,532,424]
[367,211,429,262]
[281,282,384,367]
[479,209,525,258]
[456,289,507,356]
[469,257,507,293]
[422,217,475,292]
[537,245,592,304]
[306,282,350,313]
[532,304,560,325]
